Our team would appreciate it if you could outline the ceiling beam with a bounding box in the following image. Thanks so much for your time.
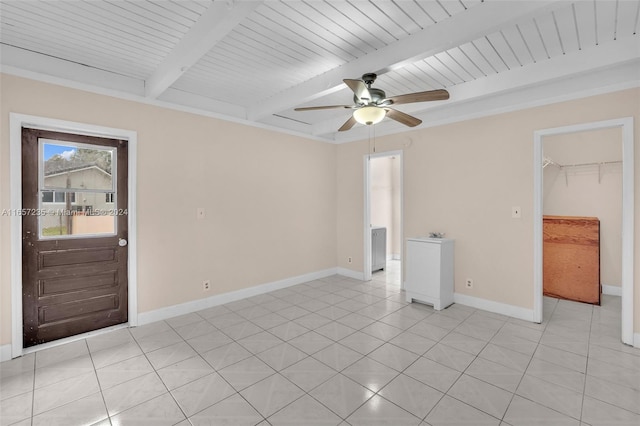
[335,61,640,144]
[247,0,559,121]
[317,36,640,141]
[145,0,262,99]
[0,44,145,96]
[158,87,247,119]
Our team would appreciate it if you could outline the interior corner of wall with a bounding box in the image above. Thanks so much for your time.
[336,267,365,281]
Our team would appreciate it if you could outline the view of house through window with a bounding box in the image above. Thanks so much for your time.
[39,140,117,237]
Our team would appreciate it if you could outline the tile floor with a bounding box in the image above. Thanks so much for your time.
[1,261,639,425]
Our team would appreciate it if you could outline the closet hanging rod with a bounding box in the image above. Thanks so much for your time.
[547,160,622,168]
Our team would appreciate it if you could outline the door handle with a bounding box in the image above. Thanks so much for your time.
[118,238,128,247]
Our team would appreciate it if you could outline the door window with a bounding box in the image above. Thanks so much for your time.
[38,140,117,238]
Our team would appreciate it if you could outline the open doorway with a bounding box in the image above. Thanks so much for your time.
[363,151,403,288]
[533,118,634,346]
[542,127,622,306]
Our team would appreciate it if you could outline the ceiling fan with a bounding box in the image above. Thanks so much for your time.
[294,73,449,131]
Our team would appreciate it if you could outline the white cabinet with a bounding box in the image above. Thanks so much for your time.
[405,237,454,310]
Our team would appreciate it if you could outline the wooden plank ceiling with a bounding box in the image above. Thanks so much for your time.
[1,0,639,142]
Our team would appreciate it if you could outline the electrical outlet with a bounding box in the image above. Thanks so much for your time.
[465,278,473,289]
[203,280,210,291]
[348,257,352,264]
[512,206,521,219]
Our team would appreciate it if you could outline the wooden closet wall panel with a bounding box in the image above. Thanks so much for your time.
[543,216,600,305]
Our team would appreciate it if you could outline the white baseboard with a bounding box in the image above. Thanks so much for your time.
[2,267,358,361]
[453,293,535,322]
[1,344,12,362]
[336,267,365,281]
[138,268,338,326]
[634,333,640,349]
[602,284,622,296]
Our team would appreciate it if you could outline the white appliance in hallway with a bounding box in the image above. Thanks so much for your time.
[371,226,387,272]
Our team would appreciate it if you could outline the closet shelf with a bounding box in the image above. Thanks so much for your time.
[543,157,622,185]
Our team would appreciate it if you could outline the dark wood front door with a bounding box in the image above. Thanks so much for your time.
[22,128,129,347]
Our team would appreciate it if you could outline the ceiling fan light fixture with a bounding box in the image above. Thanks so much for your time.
[295,73,448,131]
[353,106,386,125]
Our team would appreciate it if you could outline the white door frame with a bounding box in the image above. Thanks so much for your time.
[363,150,404,285]
[9,113,138,359]
[533,117,634,345]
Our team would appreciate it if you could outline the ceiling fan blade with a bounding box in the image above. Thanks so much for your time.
[338,116,357,132]
[294,105,352,111]
[343,79,371,103]
[385,89,449,105]
[385,108,422,127]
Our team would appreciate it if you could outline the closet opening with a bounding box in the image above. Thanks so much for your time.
[533,118,634,346]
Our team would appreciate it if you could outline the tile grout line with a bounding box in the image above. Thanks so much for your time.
[496,299,558,424]
[190,287,356,423]
[227,276,411,424]
[230,283,359,424]
[151,319,201,425]
[207,351,273,425]
[409,306,481,424]
[113,322,191,424]
[169,311,272,424]
[286,319,407,423]
[29,351,36,426]
[499,297,591,424]
[428,308,513,424]
[83,338,112,426]
[27,342,103,424]
[495,314,543,424]
[579,303,595,424]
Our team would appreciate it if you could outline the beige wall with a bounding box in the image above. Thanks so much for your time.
[0,74,337,346]
[337,88,640,332]
[543,128,623,287]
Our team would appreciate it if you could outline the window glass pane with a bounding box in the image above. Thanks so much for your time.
[39,140,117,239]
[40,192,119,237]
[42,142,114,191]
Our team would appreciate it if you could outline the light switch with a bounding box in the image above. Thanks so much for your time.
[197,207,206,220]
[512,206,521,219]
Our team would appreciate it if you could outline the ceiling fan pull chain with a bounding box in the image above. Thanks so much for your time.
[373,124,376,153]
